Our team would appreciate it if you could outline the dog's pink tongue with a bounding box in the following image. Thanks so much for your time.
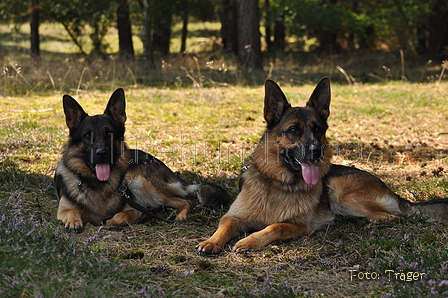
[95,164,110,181]
[301,163,319,185]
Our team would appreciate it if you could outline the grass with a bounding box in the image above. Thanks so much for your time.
[1,22,448,297]
[2,80,448,298]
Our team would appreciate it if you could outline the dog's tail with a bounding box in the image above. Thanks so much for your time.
[183,183,231,208]
[400,197,448,221]
[408,198,448,221]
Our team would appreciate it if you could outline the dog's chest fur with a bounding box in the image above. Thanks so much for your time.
[55,161,126,225]
[235,167,323,224]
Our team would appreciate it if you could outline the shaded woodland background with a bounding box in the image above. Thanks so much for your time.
[1,0,448,84]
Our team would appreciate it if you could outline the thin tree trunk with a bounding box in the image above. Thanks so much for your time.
[272,18,285,52]
[30,0,40,63]
[237,0,262,70]
[428,1,448,58]
[180,0,188,53]
[141,0,152,67]
[61,22,87,55]
[117,0,135,60]
[264,0,272,52]
[220,0,238,55]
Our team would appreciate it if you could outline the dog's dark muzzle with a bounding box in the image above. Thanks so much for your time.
[283,142,324,171]
[90,147,112,165]
[308,144,323,161]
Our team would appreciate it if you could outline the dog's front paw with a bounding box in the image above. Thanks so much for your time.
[61,212,84,233]
[65,220,83,233]
[57,198,84,233]
[233,236,261,252]
[174,211,188,221]
[58,209,84,233]
[196,239,223,254]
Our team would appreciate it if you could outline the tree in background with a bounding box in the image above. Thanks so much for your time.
[220,0,238,55]
[44,0,116,56]
[1,0,447,67]
[152,5,173,56]
[140,0,153,66]
[272,0,448,59]
[264,0,286,53]
[117,0,134,60]
[179,0,189,53]
[237,0,263,72]
[177,0,217,53]
[139,0,174,67]
[427,0,448,58]
[30,0,40,63]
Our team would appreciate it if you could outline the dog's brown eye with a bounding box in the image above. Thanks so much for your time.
[288,126,299,134]
[314,126,321,133]
[84,132,91,139]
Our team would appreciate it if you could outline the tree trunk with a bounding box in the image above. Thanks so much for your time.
[117,0,134,60]
[220,0,238,55]
[272,17,285,52]
[319,30,339,53]
[180,0,189,53]
[237,0,262,71]
[428,1,448,59]
[153,13,172,55]
[264,0,272,52]
[90,23,104,56]
[30,0,40,64]
[61,22,87,55]
[141,0,153,67]
[317,0,340,54]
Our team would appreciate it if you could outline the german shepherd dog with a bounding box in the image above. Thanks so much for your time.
[197,78,448,254]
[55,89,229,232]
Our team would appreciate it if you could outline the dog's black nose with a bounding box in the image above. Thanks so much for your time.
[309,144,322,160]
[96,148,108,158]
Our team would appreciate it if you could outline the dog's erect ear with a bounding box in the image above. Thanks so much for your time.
[264,80,291,128]
[63,95,88,131]
[104,88,126,124]
[306,77,331,121]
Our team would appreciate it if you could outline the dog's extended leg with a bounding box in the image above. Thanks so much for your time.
[196,215,242,254]
[364,213,400,228]
[57,196,84,232]
[162,197,193,221]
[105,204,139,226]
[233,223,310,252]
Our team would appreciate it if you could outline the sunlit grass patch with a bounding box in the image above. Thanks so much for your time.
[1,75,448,296]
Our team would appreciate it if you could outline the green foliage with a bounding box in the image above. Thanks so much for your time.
[0,0,29,25]
[42,0,117,55]
[270,0,440,53]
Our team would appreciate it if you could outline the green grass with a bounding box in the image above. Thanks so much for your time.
[1,22,448,297]
[1,81,448,297]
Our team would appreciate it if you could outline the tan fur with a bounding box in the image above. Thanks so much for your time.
[124,174,193,220]
[105,204,139,226]
[197,114,335,253]
[328,175,398,218]
[55,148,130,227]
[55,89,228,232]
[57,196,84,230]
[197,78,448,254]
[56,149,195,229]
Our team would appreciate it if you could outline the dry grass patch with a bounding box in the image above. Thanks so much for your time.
[1,81,448,297]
